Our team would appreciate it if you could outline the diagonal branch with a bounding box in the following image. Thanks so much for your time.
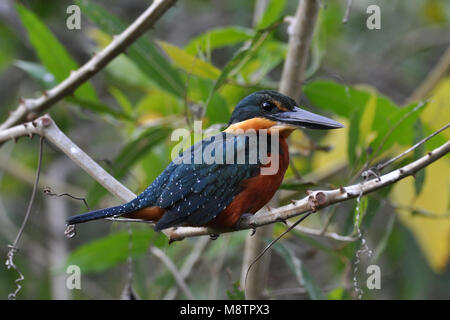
[1,115,449,242]
[0,0,177,131]
[167,139,450,240]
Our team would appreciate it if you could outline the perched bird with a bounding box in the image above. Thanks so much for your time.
[67,91,343,231]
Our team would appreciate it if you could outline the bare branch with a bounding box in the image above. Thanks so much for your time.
[279,0,320,98]
[167,139,450,240]
[0,115,135,202]
[2,116,448,243]
[0,115,181,236]
[0,0,178,131]
[287,222,357,242]
[6,136,44,300]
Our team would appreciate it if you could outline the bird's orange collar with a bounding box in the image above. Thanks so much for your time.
[224,117,295,137]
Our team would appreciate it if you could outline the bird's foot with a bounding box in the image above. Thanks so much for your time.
[64,224,76,239]
[237,213,256,236]
[362,168,381,181]
[209,233,220,240]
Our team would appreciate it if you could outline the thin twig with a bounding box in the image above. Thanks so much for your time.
[43,187,90,209]
[390,203,450,219]
[288,221,357,242]
[5,136,44,300]
[353,100,428,182]
[370,123,449,174]
[244,212,313,290]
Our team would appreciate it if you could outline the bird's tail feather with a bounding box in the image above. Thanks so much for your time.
[66,198,141,225]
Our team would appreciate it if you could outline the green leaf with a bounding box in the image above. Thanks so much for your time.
[361,189,390,229]
[205,21,279,115]
[64,229,156,273]
[68,96,133,121]
[76,0,184,97]
[87,126,172,206]
[187,76,231,124]
[185,26,254,55]
[226,281,245,300]
[0,26,16,72]
[359,92,377,145]
[14,60,57,89]
[280,182,316,192]
[16,4,97,101]
[136,89,182,117]
[15,60,131,120]
[239,40,287,82]
[206,92,230,125]
[272,241,325,300]
[327,287,345,300]
[141,145,171,184]
[257,0,287,29]
[303,81,397,119]
[304,81,426,167]
[354,196,368,229]
[303,81,369,118]
[299,262,326,300]
[368,101,426,158]
[109,86,133,116]
[348,110,360,166]
[105,54,153,90]
[158,41,221,80]
[373,214,396,262]
[304,8,326,79]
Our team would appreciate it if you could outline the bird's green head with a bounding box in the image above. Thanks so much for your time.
[226,90,343,134]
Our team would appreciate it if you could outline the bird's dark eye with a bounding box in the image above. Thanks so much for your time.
[261,101,275,112]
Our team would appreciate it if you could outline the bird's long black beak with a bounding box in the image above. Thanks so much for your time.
[268,106,344,130]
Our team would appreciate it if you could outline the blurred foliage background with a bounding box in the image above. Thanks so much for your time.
[0,0,449,299]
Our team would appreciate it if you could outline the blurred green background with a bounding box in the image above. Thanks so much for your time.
[0,0,449,299]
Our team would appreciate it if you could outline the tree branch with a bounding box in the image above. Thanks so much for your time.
[287,222,357,242]
[1,115,448,242]
[166,139,450,241]
[279,0,320,98]
[0,115,135,202]
[0,0,177,131]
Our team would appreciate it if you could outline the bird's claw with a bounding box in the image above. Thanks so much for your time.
[237,213,256,235]
[209,234,220,240]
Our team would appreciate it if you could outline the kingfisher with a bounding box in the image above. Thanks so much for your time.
[67,91,343,231]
